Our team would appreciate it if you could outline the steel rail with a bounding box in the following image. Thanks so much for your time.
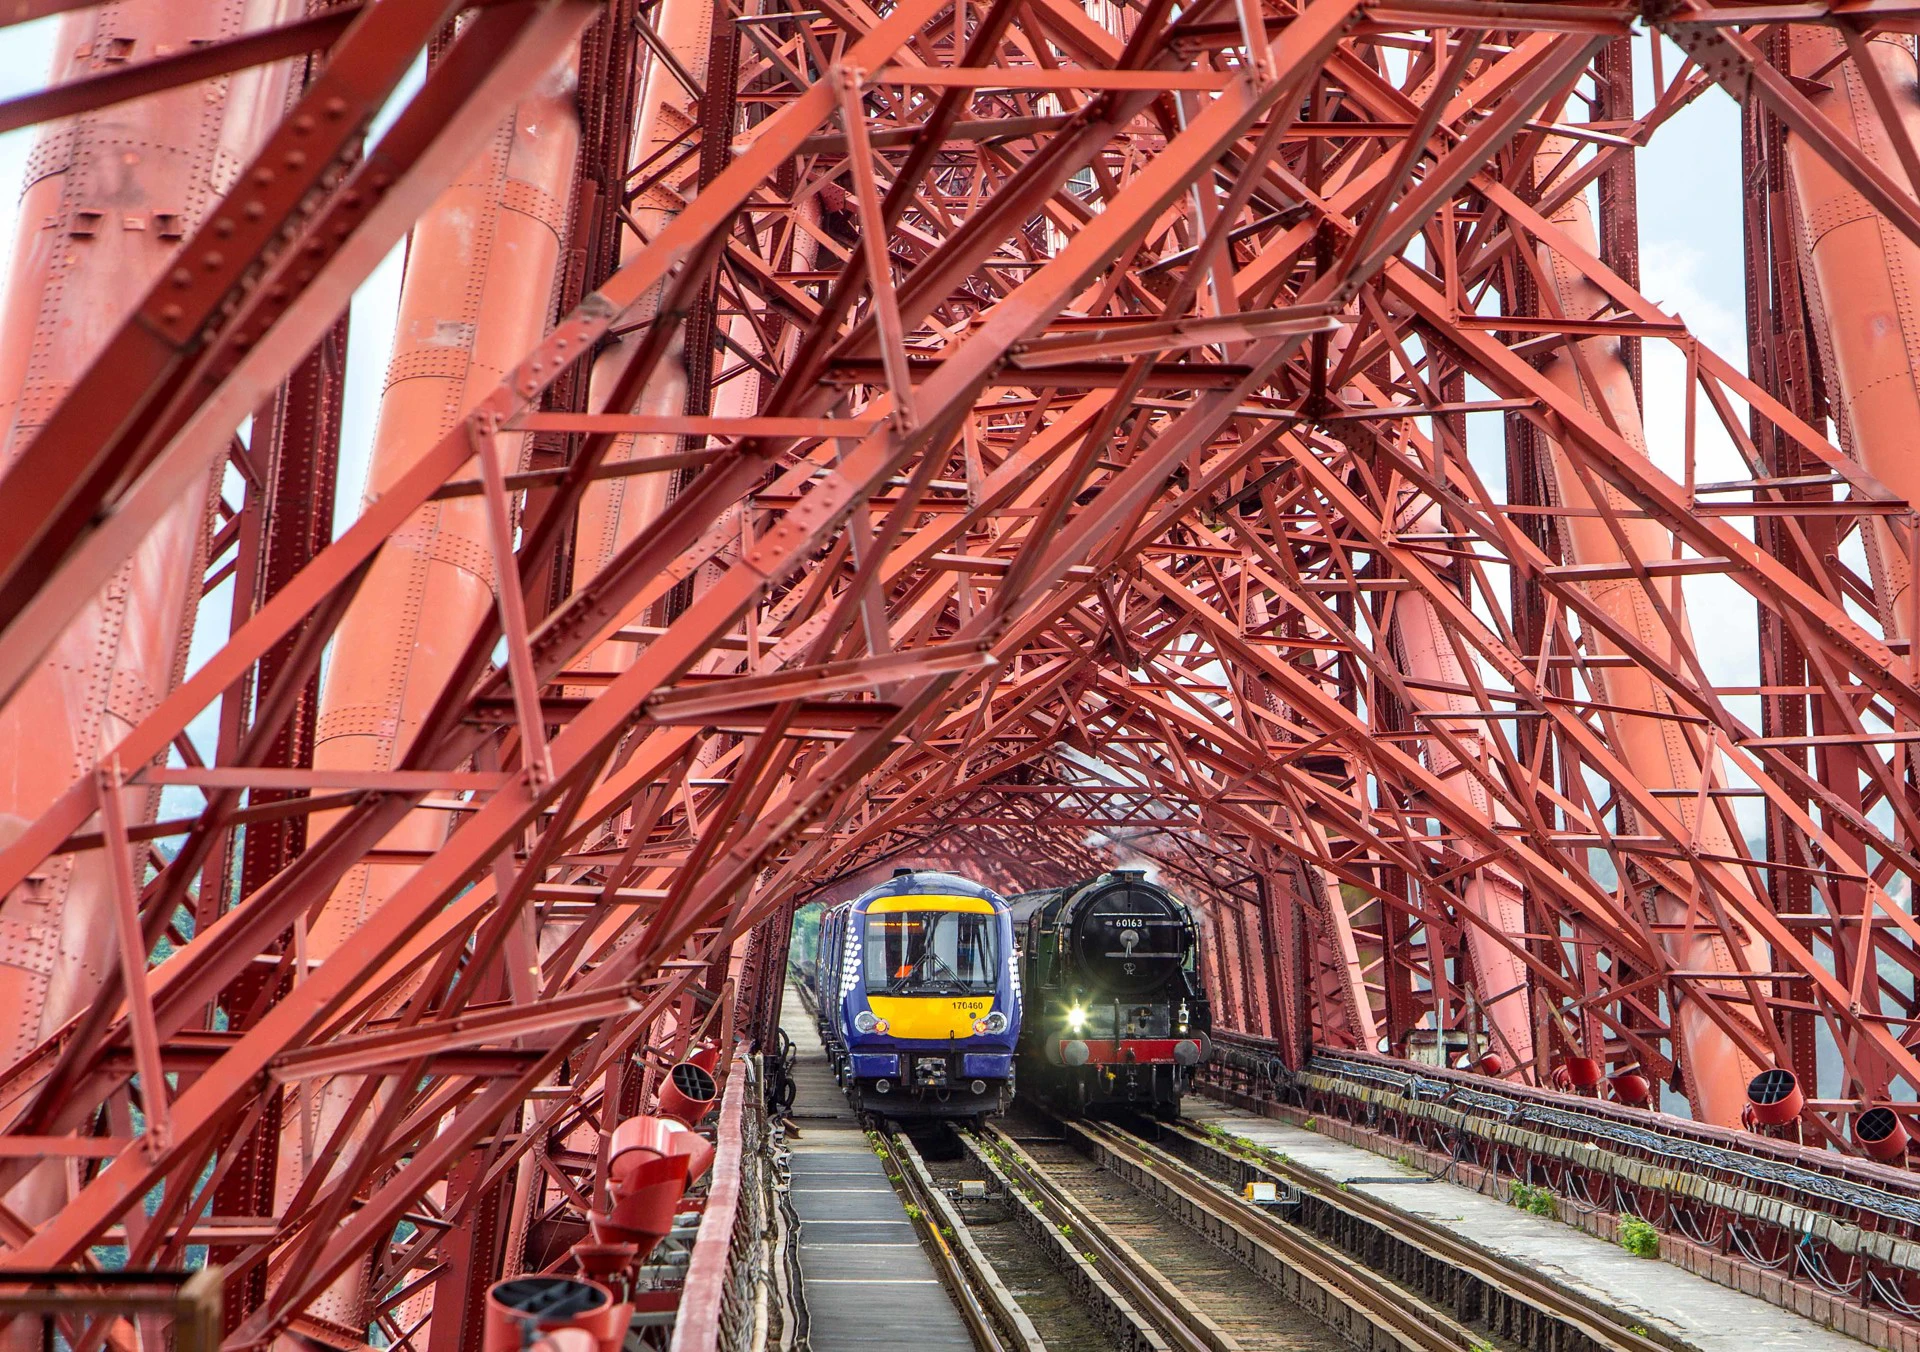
[981,1119,1474,1352]
[872,1129,1013,1352]
[1107,1118,1671,1352]
[970,1123,1227,1352]
[1054,1119,1467,1352]
[884,1129,1049,1352]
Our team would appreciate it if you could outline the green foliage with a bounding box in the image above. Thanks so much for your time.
[1197,1120,1293,1172]
[1396,1151,1413,1169]
[1619,1216,1660,1258]
[1058,1222,1074,1238]
[940,1225,956,1240]
[1303,1116,1317,1130]
[903,1203,923,1221]
[788,902,825,976]
[1508,1181,1555,1216]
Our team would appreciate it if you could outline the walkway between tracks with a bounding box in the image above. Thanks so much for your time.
[780,984,974,1351]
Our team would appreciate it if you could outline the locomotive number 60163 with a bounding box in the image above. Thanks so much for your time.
[1009,869,1212,1118]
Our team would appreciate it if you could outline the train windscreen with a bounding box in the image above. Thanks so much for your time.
[865,911,999,995]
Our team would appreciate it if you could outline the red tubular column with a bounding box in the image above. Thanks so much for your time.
[570,0,804,679]
[1347,45,1531,1078]
[1388,498,1536,1080]
[289,58,581,1347]
[1762,24,1920,1141]
[1531,138,1772,1128]
[562,0,742,1081]
[567,0,711,679]
[0,0,304,1223]
[1783,29,1920,643]
[306,64,580,952]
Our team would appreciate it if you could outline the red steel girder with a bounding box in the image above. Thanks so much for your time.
[5,0,1920,1343]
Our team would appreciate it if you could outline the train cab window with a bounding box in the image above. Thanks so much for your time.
[865,910,999,995]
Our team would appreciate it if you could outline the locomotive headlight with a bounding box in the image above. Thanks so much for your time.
[854,1011,880,1034]
[975,1011,1009,1035]
[1065,1005,1088,1031]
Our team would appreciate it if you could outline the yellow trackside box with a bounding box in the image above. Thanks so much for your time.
[1243,1181,1279,1204]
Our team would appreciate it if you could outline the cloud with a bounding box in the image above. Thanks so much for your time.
[1639,238,1747,362]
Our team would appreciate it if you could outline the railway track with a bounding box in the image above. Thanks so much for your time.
[873,1127,1043,1352]
[873,1099,1684,1352]
[1094,1114,1675,1352]
[969,1119,1444,1352]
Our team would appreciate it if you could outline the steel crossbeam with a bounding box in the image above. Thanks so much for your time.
[9,0,1920,1341]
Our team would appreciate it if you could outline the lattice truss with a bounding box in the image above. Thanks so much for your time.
[3,0,1920,1340]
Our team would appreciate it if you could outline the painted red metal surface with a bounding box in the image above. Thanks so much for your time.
[5,0,1920,1344]
[1054,1038,1198,1066]
[667,1061,746,1352]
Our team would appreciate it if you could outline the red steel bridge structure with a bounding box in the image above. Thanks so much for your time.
[11,0,1920,1346]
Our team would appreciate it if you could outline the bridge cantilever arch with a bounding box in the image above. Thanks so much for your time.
[12,0,1920,1347]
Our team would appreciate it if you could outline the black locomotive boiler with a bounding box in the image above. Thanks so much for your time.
[1010,869,1211,1118]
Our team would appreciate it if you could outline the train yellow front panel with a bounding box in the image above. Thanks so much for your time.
[866,994,993,1039]
[865,893,996,914]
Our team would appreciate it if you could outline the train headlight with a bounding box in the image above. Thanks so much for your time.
[854,1011,880,1034]
[1065,1005,1088,1031]
[975,1011,1009,1035]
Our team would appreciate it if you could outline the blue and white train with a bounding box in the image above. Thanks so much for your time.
[814,868,1022,1123]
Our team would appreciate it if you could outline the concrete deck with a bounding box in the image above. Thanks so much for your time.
[1186,1098,1869,1351]
[782,984,973,1351]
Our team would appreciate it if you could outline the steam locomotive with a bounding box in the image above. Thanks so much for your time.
[1009,870,1210,1118]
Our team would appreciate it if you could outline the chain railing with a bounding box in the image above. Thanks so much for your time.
[1203,1035,1920,1343]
